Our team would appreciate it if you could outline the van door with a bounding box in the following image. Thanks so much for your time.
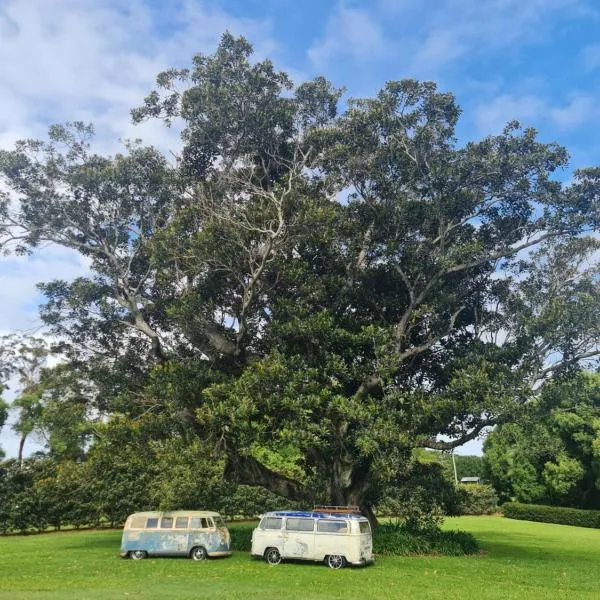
[189,516,211,554]
[314,519,350,561]
[158,516,188,555]
[282,517,315,560]
[252,516,284,557]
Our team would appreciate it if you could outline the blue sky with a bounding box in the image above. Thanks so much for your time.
[1,0,600,457]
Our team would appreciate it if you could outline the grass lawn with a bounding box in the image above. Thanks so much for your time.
[1,516,599,599]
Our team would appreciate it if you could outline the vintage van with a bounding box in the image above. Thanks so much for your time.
[120,510,232,560]
[250,509,374,568]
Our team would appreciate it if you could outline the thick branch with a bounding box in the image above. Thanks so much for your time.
[224,453,307,501]
[420,420,494,451]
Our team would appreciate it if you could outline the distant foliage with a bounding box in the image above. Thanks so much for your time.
[457,484,499,515]
[503,502,600,529]
[484,374,600,510]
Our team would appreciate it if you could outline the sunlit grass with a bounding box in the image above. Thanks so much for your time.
[0,516,598,599]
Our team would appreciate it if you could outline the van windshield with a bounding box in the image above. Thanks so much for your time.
[260,517,283,530]
[214,516,226,528]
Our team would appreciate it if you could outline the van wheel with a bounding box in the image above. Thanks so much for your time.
[265,547,281,565]
[191,546,208,561]
[326,554,346,569]
[129,550,147,560]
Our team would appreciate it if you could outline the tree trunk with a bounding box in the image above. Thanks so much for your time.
[17,434,27,466]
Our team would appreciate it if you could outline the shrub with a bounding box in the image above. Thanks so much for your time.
[228,522,256,552]
[458,484,498,515]
[373,522,479,556]
[502,502,600,529]
[376,462,463,531]
[227,521,479,556]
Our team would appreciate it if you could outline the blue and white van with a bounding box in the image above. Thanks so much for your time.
[120,510,232,560]
[251,509,374,568]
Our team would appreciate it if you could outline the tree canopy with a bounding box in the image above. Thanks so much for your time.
[0,33,598,521]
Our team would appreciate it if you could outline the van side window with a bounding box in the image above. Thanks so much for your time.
[146,517,159,528]
[175,517,189,529]
[130,516,145,529]
[317,519,348,533]
[285,518,314,532]
[359,521,371,534]
[190,517,210,529]
[160,517,173,528]
[260,517,283,530]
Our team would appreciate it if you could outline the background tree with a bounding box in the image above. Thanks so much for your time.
[484,373,600,509]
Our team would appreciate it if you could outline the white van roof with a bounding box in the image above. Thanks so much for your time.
[263,510,368,520]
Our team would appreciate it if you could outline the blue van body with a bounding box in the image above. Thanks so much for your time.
[120,511,231,560]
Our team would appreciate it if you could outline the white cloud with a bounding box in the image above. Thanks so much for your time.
[308,3,390,69]
[474,92,599,135]
[549,94,598,130]
[581,43,600,71]
[0,0,278,154]
[405,0,594,74]
[474,94,546,134]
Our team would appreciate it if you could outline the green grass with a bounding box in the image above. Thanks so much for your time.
[0,516,599,599]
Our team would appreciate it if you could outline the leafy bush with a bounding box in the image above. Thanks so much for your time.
[227,521,479,556]
[458,484,498,515]
[503,502,600,529]
[376,462,462,531]
[228,523,256,552]
[373,522,479,556]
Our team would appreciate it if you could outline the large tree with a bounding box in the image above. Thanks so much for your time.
[1,34,598,520]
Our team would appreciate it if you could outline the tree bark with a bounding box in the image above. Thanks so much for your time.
[17,434,27,467]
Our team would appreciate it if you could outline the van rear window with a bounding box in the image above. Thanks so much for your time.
[317,520,348,533]
[260,517,282,530]
[285,518,314,532]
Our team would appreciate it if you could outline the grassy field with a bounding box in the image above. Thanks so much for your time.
[1,516,599,600]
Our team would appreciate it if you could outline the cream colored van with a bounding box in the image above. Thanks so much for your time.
[120,510,231,560]
[251,509,374,568]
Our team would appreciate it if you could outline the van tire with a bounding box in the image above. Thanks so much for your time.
[264,547,281,565]
[129,550,147,560]
[191,546,208,561]
[326,554,346,569]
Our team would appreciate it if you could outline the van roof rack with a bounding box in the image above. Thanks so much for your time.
[313,505,361,514]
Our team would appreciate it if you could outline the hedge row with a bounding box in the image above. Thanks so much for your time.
[228,522,479,556]
[502,502,600,529]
